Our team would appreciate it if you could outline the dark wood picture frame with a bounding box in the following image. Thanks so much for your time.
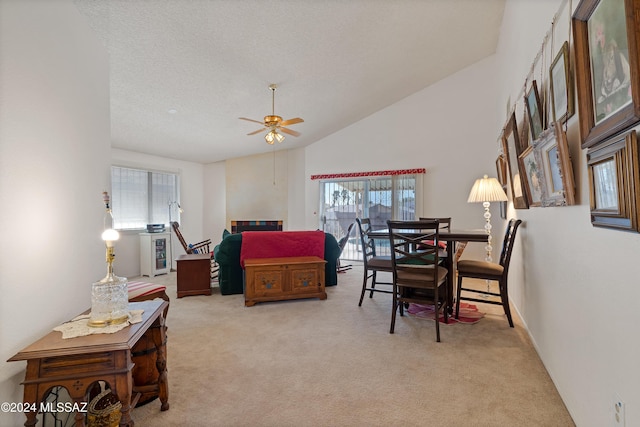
[573,0,640,149]
[525,80,545,141]
[519,111,530,151]
[549,41,575,124]
[587,129,640,231]
[496,155,508,219]
[496,155,508,186]
[502,113,529,209]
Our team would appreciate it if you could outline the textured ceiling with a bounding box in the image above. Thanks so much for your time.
[73,0,505,164]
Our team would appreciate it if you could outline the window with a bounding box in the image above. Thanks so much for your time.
[317,171,421,259]
[110,166,180,230]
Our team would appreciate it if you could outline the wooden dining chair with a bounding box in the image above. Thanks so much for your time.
[355,218,393,306]
[419,217,451,260]
[418,217,451,230]
[455,219,522,327]
[387,219,448,341]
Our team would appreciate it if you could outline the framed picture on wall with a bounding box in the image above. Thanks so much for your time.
[587,129,640,231]
[535,122,576,207]
[496,155,508,186]
[496,155,508,219]
[502,112,529,209]
[525,80,545,141]
[549,41,575,124]
[519,111,530,151]
[572,0,640,149]
[553,121,577,205]
[519,145,544,207]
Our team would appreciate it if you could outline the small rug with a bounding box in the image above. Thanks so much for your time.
[407,302,484,324]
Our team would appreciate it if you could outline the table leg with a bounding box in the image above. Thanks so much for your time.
[22,384,38,427]
[446,241,455,314]
[114,353,134,427]
[151,315,170,411]
[22,362,40,427]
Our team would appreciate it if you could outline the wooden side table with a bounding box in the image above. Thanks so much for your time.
[176,253,212,298]
[7,299,169,427]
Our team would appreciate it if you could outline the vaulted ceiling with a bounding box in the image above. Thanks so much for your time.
[73,0,506,164]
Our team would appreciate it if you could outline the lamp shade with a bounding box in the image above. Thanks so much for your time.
[467,175,508,203]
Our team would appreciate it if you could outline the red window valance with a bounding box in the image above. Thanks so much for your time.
[310,168,425,180]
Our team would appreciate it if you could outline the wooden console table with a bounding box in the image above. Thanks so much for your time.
[176,253,212,298]
[8,299,169,427]
[244,256,327,307]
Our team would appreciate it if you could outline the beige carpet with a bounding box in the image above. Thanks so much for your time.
[131,265,574,427]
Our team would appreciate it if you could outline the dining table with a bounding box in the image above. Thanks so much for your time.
[367,227,489,313]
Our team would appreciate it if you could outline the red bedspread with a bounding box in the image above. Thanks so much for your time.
[240,230,325,268]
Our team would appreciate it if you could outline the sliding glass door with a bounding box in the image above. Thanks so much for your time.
[319,174,417,259]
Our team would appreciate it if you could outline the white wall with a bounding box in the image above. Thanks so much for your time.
[204,161,227,243]
[225,150,290,230]
[0,1,110,424]
[497,1,640,426]
[302,55,503,260]
[287,148,307,230]
[217,146,322,233]
[111,148,205,276]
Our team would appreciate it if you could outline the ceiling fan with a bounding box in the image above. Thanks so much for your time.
[239,84,304,144]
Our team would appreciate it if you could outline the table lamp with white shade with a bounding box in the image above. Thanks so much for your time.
[467,175,508,264]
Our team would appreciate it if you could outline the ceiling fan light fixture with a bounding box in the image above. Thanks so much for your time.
[241,84,301,145]
[265,131,275,144]
[264,130,285,144]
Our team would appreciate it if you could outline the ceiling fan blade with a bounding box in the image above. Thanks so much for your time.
[280,117,304,126]
[239,117,266,125]
[279,127,301,137]
[247,128,266,136]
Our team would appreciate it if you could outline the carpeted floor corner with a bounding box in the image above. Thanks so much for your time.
[130,264,574,427]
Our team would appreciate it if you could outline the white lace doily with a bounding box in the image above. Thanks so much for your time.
[54,309,144,339]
